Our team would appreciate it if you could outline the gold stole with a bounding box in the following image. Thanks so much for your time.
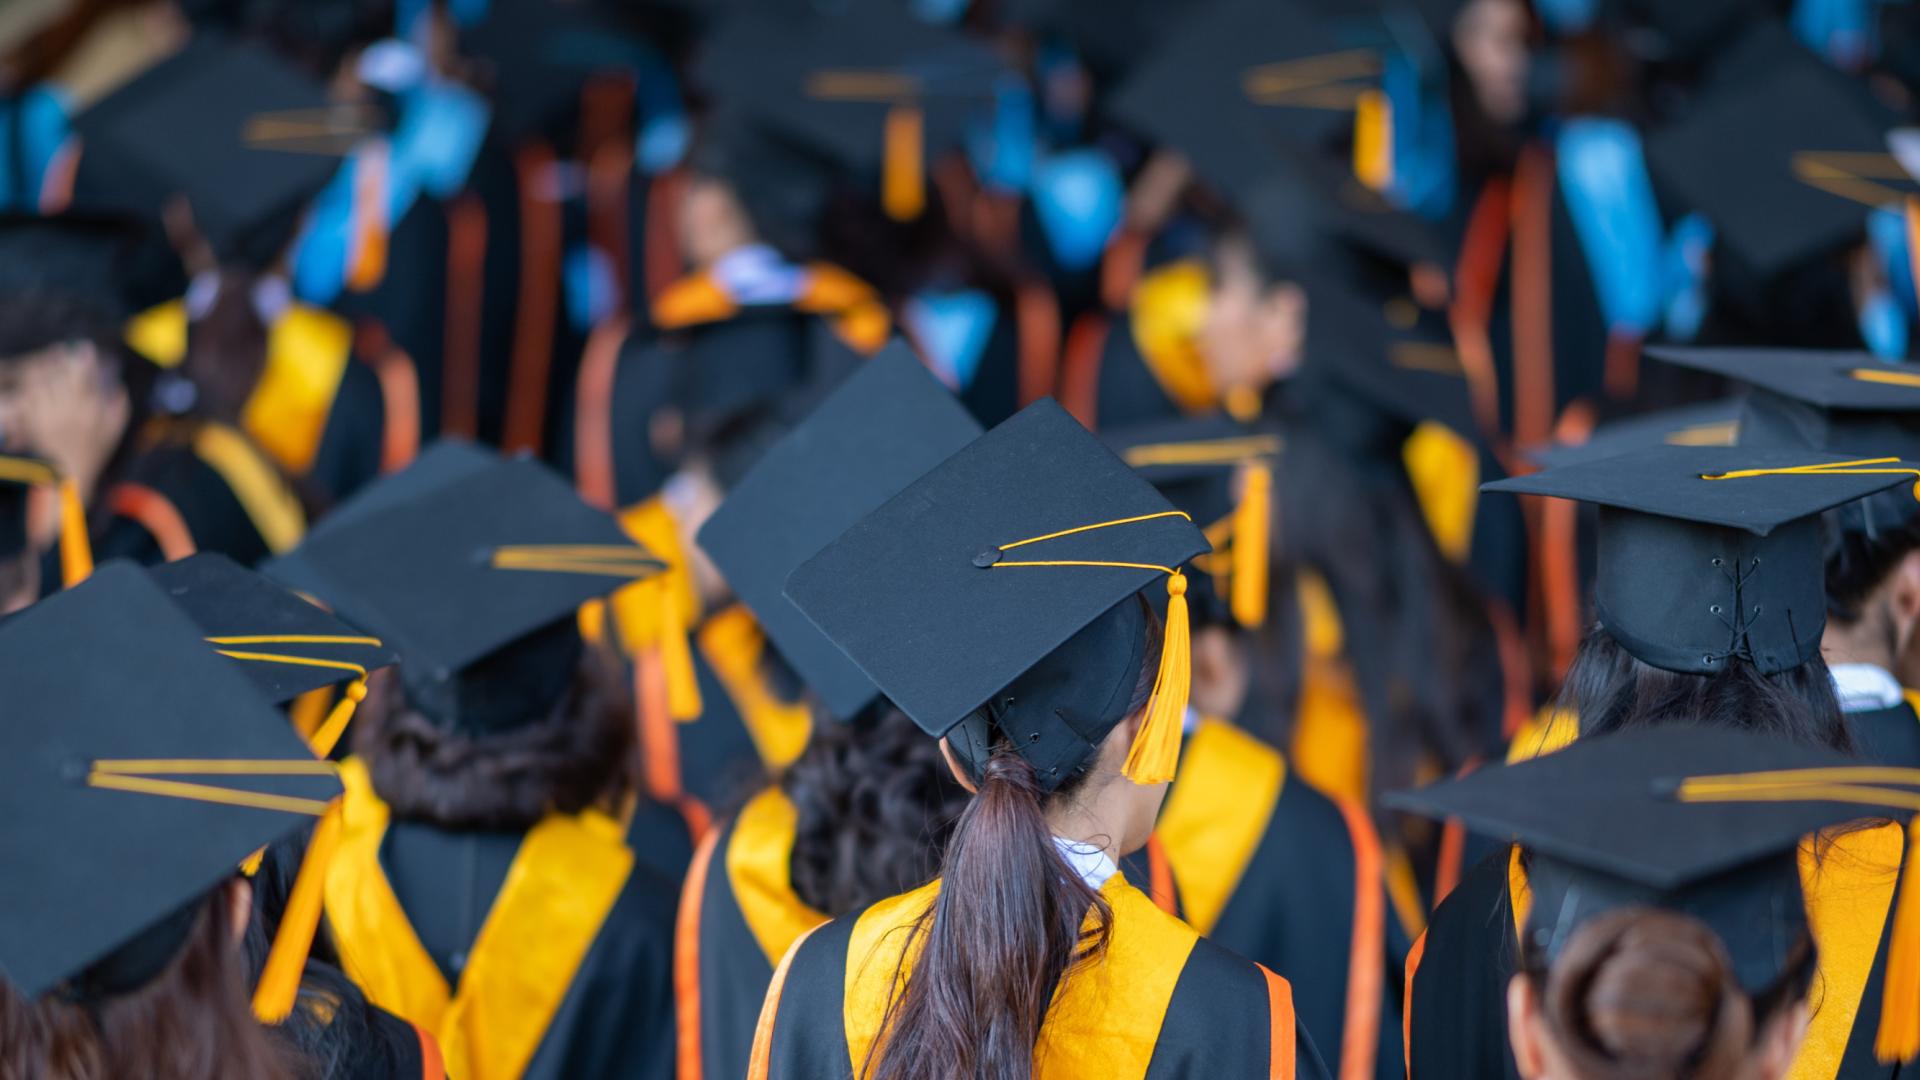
[1288,569,1369,806]
[1400,421,1479,565]
[1126,259,1217,415]
[1156,719,1285,935]
[727,787,828,966]
[188,421,307,554]
[124,299,355,479]
[1506,825,1906,1080]
[842,875,1197,1078]
[325,758,634,1080]
[698,605,813,771]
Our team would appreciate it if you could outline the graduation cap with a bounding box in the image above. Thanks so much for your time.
[0,563,338,1007]
[1387,725,1858,999]
[694,4,1003,221]
[697,347,980,721]
[0,454,90,589]
[1525,398,1743,470]
[460,0,654,143]
[265,450,665,733]
[0,213,161,321]
[145,553,395,756]
[1108,0,1391,193]
[1648,346,1920,461]
[786,398,1210,790]
[1484,444,1920,675]
[1104,415,1281,630]
[1644,29,1906,288]
[69,36,372,267]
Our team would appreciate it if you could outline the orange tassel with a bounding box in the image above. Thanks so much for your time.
[882,104,925,222]
[1876,815,1920,1063]
[1124,572,1190,785]
[58,478,91,586]
[305,677,367,759]
[251,802,342,1024]
[1231,464,1270,629]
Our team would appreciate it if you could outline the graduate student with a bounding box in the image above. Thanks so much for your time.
[264,446,683,1080]
[0,564,379,1080]
[1396,724,1918,1080]
[678,347,981,1080]
[1107,415,1404,1080]
[1653,345,1920,766]
[1407,444,1920,1079]
[759,400,1329,1079]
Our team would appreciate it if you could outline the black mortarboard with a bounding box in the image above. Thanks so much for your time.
[1104,416,1282,629]
[1483,445,1920,675]
[145,552,395,706]
[70,37,367,266]
[1387,724,1861,996]
[265,450,662,733]
[1645,31,1903,285]
[1526,399,1743,470]
[698,347,981,721]
[694,4,1001,221]
[1648,346,1920,461]
[1108,1,1388,192]
[461,0,648,143]
[786,399,1209,790]
[0,213,155,320]
[0,563,337,1000]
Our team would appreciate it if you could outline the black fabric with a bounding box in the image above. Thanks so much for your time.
[1094,317,1186,431]
[623,795,696,885]
[1406,850,1524,1080]
[760,905,856,1080]
[1850,700,1920,770]
[1145,936,1332,1080]
[307,356,389,508]
[691,813,783,1080]
[670,632,781,814]
[97,428,281,568]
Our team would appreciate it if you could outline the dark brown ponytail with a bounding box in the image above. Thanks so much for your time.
[1534,907,1812,1080]
[863,747,1112,1080]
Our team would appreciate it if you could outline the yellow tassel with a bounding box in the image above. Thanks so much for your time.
[611,578,703,721]
[305,677,366,759]
[1124,572,1190,785]
[1353,88,1393,192]
[251,802,342,1024]
[239,847,266,877]
[57,478,92,586]
[1876,815,1920,1063]
[881,104,924,222]
[1230,464,1270,629]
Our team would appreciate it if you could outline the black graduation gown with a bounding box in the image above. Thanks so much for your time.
[1850,695,1920,769]
[751,873,1332,1080]
[375,821,679,1080]
[1159,719,1406,1080]
[95,418,304,567]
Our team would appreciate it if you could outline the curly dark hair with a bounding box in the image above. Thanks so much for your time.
[779,706,971,916]
[351,640,636,831]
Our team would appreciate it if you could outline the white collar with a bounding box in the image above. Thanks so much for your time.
[1052,836,1118,891]
[711,244,806,306]
[1830,662,1905,712]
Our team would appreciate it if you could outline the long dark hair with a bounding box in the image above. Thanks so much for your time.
[353,639,635,831]
[1556,627,1853,753]
[781,706,971,916]
[0,888,297,1080]
[1260,423,1506,804]
[1825,492,1920,625]
[864,619,1162,1080]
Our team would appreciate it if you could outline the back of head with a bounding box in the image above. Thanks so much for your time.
[1526,906,1812,1080]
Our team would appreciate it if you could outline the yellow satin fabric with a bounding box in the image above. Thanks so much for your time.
[325,758,633,1080]
[1157,718,1286,935]
[1127,259,1218,415]
[1504,708,1579,765]
[1289,570,1370,806]
[186,421,307,554]
[726,787,828,967]
[842,874,1198,1079]
[698,605,813,771]
[1401,421,1478,565]
[1505,822,1907,1080]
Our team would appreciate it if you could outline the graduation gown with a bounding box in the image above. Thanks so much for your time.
[750,870,1329,1080]
[322,758,677,1080]
[1850,690,1920,769]
[1055,257,1218,432]
[1405,816,1910,1079]
[96,415,306,567]
[1160,718,1402,1080]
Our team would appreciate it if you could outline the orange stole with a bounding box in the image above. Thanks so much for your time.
[324,759,633,1080]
